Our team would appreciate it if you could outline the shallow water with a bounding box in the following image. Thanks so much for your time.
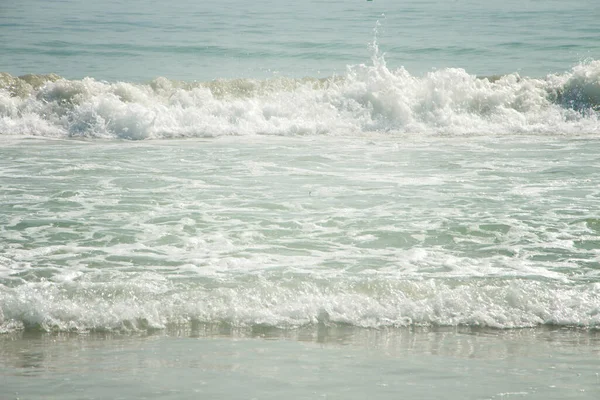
[2,0,600,399]
[2,328,600,399]
[1,136,600,333]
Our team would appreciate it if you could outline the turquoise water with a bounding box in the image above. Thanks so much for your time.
[1,0,600,399]
[2,0,600,81]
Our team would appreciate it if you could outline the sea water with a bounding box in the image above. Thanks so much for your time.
[1,0,600,399]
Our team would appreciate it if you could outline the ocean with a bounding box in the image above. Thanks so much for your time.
[1,0,600,398]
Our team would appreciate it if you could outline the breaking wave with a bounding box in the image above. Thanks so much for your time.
[1,53,600,139]
[2,273,600,333]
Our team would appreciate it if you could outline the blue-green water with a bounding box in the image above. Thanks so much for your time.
[2,0,600,82]
[1,0,600,399]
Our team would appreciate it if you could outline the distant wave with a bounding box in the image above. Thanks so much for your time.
[1,55,599,139]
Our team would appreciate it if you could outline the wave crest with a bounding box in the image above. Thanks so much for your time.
[1,59,599,139]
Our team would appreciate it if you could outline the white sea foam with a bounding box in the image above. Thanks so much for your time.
[1,273,599,333]
[1,57,599,139]
[1,109,599,333]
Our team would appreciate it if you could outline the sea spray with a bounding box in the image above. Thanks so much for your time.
[1,60,599,139]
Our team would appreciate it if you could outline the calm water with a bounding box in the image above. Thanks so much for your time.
[1,0,600,399]
[2,0,600,81]
[1,328,600,400]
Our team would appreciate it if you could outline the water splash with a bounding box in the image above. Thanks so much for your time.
[0,40,599,139]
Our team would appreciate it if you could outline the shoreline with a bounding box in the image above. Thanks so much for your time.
[2,324,599,399]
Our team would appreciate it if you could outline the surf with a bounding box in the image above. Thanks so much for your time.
[1,60,599,140]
